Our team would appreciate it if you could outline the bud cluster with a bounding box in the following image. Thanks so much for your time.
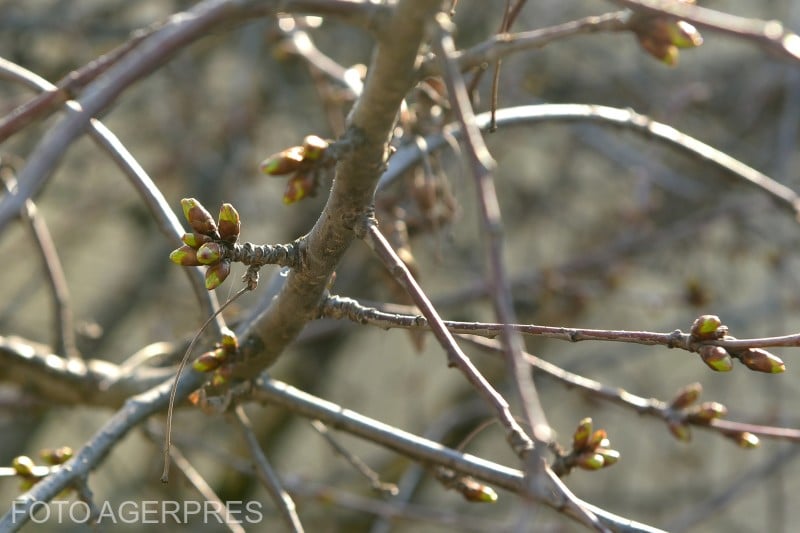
[169,198,241,289]
[629,0,703,65]
[259,135,331,205]
[566,417,620,472]
[192,327,239,386]
[11,446,73,491]
[689,315,786,374]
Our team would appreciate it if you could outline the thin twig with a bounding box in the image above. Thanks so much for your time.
[0,164,77,357]
[610,0,800,62]
[166,445,247,533]
[0,367,206,531]
[462,335,800,444]
[431,13,552,448]
[310,420,398,496]
[233,404,304,533]
[362,220,534,457]
[0,27,153,142]
[423,11,631,78]
[544,466,608,533]
[0,56,220,322]
[229,0,445,379]
[162,286,250,482]
[320,293,800,351]
[378,104,800,220]
[251,376,665,533]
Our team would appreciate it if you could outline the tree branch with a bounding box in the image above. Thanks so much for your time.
[609,0,800,62]
[379,104,800,220]
[231,0,444,377]
[251,376,665,533]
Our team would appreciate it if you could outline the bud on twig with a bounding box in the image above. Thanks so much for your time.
[205,260,231,290]
[670,382,702,409]
[11,456,35,477]
[458,478,498,503]
[586,429,608,450]
[301,135,329,161]
[196,242,223,265]
[181,198,218,237]
[572,417,593,450]
[40,446,73,465]
[217,203,241,243]
[686,401,727,424]
[181,232,212,249]
[192,348,227,372]
[690,315,726,340]
[260,146,305,176]
[220,327,238,354]
[283,174,317,204]
[698,345,733,372]
[734,432,760,449]
[575,452,605,470]
[668,419,691,442]
[596,448,620,467]
[737,348,786,374]
[169,245,202,266]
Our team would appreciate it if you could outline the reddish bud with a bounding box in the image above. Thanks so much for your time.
[169,245,202,266]
[459,479,498,503]
[670,382,702,409]
[735,432,760,449]
[738,348,786,374]
[668,420,691,442]
[686,401,727,424]
[205,260,231,290]
[572,417,593,450]
[586,429,607,450]
[192,348,226,372]
[301,135,329,161]
[690,315,725,340]
[668,21,703,49]
[181,198,218,237]
[217,203,241,243]
[40,447,73,465]
[181,232,213,249]
[196,242,223,265]
[637,36,679,66]
[283,174,317,205]
[220,328,238,354]
[575,452,605,470]
[699,345,733,372]
[259,146,305,176]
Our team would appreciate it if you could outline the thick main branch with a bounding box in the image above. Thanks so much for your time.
[232,0,443,377]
